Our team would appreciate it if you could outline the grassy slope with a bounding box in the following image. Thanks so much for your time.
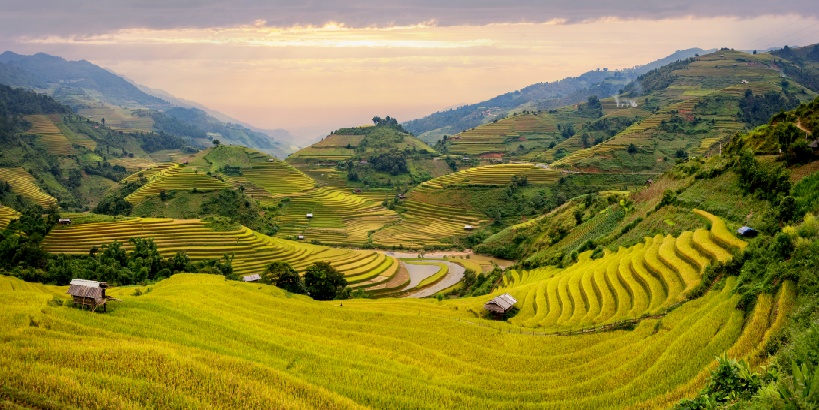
[544,49,816,172]
[0,265,786,409]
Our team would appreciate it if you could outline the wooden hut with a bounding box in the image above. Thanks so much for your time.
[306,213,313,219]
[67,279,110,312]
[58,218,71,225]
[464,224,474,231]
[484,293,517,318]
[242,274,261,283]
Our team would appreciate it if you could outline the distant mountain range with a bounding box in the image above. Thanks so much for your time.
[403,48,709,144]
[0,51,294,157]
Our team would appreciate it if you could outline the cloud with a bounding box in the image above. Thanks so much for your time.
[1,0,817,39]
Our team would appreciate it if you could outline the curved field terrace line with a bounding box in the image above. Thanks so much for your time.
[400,262,441,291]
[406,261,465,298]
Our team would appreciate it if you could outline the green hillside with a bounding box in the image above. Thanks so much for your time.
[287,118,447,188]
[405,48,706,144]
[0,52,292,157]
[548,48,817,172]
[442,47,817,169]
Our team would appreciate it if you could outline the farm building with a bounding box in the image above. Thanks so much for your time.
[243,274,261,283]
[306,213,313,219]
[737,226,759,238]
[67,279,110,312]
[58,218,71,225]
[809,139,819,151]
[484,293,517,317]
[464,225,474,231]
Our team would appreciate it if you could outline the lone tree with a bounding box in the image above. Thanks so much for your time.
[212,139,221,146]
[261,261,305,294]
[304,261,349,300]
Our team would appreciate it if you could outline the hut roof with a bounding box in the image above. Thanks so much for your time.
[69,279,108,288]
[484,293,518,313]
[809,139,819,149]
[737,226,758,237]
[67,281,107,304]
[243,274,261,282]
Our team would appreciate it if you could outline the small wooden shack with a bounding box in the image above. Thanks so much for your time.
[484,293,517,317]
[243,274,261,283]
[67,279,110,312]
[58,218,71,225]
[306,213,313,219]
[464,224,474,231]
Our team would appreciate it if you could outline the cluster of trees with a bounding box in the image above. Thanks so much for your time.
[93,179,144,215]
[135,130,191,153]
[0,84,70,117]
[199,188,278,235]
[739,89,799,127]
[82,161,130,182]
[771,122,815,165]
[261,261,349,300]
[369,149,408,176]
[734,149,791,202]
[622,58,695,97]
[0,207,235,285]
[576,95,603,118]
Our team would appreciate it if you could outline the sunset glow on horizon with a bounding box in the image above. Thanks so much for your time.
[2,1,818,141]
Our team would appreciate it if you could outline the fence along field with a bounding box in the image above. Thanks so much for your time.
[0,260,790,409]
[40,217,399,289]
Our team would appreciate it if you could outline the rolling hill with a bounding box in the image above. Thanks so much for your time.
[0,51,292,157]
[404,48,707,145]
[435,46,819,168]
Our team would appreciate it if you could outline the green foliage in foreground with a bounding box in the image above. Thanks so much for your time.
[674,212,819,409]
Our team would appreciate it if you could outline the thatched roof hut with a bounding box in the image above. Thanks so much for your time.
[484,293,517,315]
[67,279,110,312]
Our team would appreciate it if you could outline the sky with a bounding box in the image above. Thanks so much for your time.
[2,1,819,142]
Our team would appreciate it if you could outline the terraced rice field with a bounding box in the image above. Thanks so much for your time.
[122,163,177,183]
[423,163,560,188]
[0,266,789,408]
[552,54,789,168]
[450,114,557,155]
[232,153,315,198]
[0,205,20,229]
[491,210,742,330]
[275,187,398,245]
[0,167,58,208]
[125,165,231,203]
[371,185,486,248]
[23,114,74,156]
[40,217,399,289]
[368,164,559,247]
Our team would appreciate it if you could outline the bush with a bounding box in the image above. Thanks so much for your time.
[304,261,348,300]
